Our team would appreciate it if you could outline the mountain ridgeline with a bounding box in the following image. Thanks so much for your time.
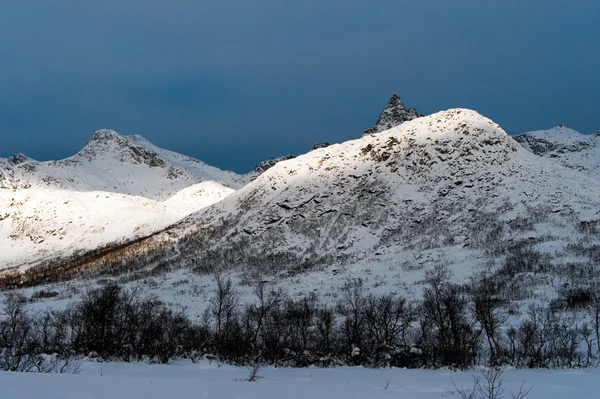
[0,131,243,271]
[3,104,599,290]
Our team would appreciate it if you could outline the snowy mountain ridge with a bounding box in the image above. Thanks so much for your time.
[23,108,599,292]
[513,124,600,179]
[0,130,240,270]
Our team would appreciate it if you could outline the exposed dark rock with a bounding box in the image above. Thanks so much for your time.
[79,129,166,168]
[7,153,32,166]
[253,155,296,174]
[513,131,595,156]
[363,94,421,136]
[312,142,331,150]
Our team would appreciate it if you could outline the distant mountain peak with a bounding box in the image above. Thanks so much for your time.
[513,125,600,179]
[75,129,169,168]
[7,153,33,166]
[88,129,122,142]
[363,93,421,136]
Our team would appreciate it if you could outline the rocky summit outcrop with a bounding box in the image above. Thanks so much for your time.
[312,142,331,150]
[76,129,166,167]
[253,155,296,174]
[6,153,32,166]
[363,93,421,136]
[253,144,332,176]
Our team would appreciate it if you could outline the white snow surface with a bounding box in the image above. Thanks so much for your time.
[151,109,600,278]
[0,130,238,269]
[3,110,600,296]
[0,360,597,399]
[125,134,247,189]
[514,125,600,180]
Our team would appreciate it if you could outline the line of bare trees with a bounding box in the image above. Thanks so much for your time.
[3,266,600,372]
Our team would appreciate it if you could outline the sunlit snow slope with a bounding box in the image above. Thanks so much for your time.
[0,130,238,270]
[65,109,600,281]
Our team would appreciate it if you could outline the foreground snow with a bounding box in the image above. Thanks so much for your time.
[0,361,597,399]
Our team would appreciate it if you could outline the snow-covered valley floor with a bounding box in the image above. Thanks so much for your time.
[0,361,597,399]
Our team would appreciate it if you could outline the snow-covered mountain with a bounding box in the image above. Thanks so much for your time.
[34,109,600,286]
[363,94,420,136]
[0,129,242,200]
[513,125,600,180]
[0,130,240,270]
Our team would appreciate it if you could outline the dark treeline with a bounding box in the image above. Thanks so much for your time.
[2,265,600,372]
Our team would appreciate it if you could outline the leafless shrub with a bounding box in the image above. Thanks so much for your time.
[447,368,532,399]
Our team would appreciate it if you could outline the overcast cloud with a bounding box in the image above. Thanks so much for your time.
[1,0,599,172]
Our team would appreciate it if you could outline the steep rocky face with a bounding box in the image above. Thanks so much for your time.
[363,94,421,136]
[514,125,600,178]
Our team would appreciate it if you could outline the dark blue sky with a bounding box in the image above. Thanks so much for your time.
[1,1,599,173]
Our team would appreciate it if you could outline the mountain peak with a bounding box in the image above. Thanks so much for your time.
[88,129,122,142]
[363,93,421,136]
[75,129,169,168]
[7,153,33,166]
[382,108,519,170]
[388,93,404,107]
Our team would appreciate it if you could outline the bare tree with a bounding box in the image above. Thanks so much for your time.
[336,278,366,364]
[250,281,284,347]
[246,361,263,382]
[209,275,239,335]
[422,266,479,368]
[471,276,508,366]
[589,279,600,358]
[0,293,37,372]
[448,368,532,399]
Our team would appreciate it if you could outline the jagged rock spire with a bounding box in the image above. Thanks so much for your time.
[363,93,421,136]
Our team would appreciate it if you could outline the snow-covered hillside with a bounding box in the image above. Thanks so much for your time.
[514,125,600,180]
[43,109,599,291]
[0,130,238,270]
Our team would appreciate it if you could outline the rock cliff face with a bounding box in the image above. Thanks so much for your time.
[363,94,421,136]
